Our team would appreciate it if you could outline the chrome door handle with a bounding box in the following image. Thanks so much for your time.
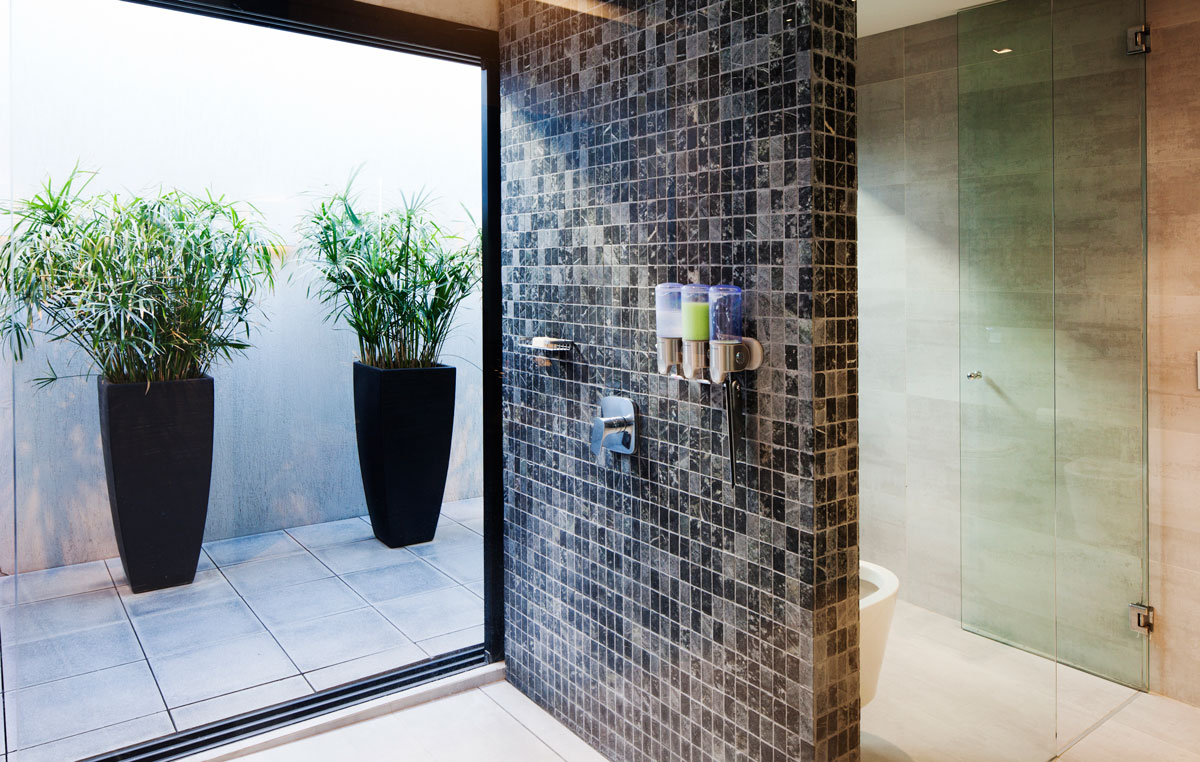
[967,371,984,380]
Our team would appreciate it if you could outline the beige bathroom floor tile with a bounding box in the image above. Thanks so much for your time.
[224,685,602,762]
[1055,663,1137,748]
[1059,692,1200,762]
[864,601,1141,762]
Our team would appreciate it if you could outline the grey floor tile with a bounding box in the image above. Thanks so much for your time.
[106,553,213,589]
[241,577,365,628]
[3,620,144,690]
[308,539,419,576]
[410,522,480,551]
[118,569,239,619]
[271,607,409,673]
[0,562,114,607]
[407,524,482,564]
[5,661,165,750]
[376,586,483,642]
[148,631,299,708]
[303,642,428,693]
[221,552,332,597]
[169,676,312,730]
[133,599,264,658]
[461,518,485,536]
[7,712,173,762]
[416,625,485,657]
[466,581,486,599]
[411,545,484,584]
[104,558,125,587]
[340,559,457,605]
[286,518,375,550]
[441,497,483,523]
[0,512,495,756]
[0,589,128,645]
[203,531,303,567]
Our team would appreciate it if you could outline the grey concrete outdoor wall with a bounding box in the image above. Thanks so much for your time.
[7,277,483,573]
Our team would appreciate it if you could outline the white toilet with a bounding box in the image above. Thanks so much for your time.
[860,560,900,706]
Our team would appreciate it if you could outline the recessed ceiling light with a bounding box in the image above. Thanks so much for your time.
[993,48,1014,54]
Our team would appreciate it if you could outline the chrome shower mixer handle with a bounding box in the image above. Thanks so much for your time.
[591,396,637,455]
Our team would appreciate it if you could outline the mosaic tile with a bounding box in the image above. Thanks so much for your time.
[498,2,859,760]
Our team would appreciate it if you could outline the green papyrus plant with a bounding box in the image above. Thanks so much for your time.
[1,168,281,385]
[299,186,481,369]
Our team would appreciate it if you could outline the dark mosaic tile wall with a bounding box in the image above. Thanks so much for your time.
[807,3,859,758]
[498,1,858,760]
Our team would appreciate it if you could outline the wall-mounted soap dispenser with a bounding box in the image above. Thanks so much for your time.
[707,285,763,482]
[708,286,764,385]
[653,282,764,483]
[655,283,683,375]
[680,284,710,380]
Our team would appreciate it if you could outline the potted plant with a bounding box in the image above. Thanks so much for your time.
[300,188,479,547]
[1,169,279,593]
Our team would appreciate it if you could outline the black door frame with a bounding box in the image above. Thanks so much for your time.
[75,2,503,759]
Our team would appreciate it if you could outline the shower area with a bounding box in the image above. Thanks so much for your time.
[858,0,1148,758]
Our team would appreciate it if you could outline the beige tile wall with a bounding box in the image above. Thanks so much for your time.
[1148,0,1200,709]
[859,18,962,619]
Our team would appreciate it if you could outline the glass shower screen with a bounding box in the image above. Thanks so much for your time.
[959,0,1149,754]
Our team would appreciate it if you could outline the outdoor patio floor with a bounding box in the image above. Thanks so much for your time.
[0,497,485,762]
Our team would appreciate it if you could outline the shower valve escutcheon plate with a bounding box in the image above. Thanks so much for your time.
[591,396,637,456]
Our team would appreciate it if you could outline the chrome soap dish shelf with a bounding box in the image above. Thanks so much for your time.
[517,337,575,367]
[516,338,574,353]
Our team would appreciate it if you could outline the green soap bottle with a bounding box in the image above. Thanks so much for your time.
[681,285,710,341]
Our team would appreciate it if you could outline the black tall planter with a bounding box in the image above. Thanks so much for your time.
[354,362,455,547]
[99,376,214,594]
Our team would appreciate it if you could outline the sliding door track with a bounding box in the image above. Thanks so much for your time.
[83,646,489,762]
